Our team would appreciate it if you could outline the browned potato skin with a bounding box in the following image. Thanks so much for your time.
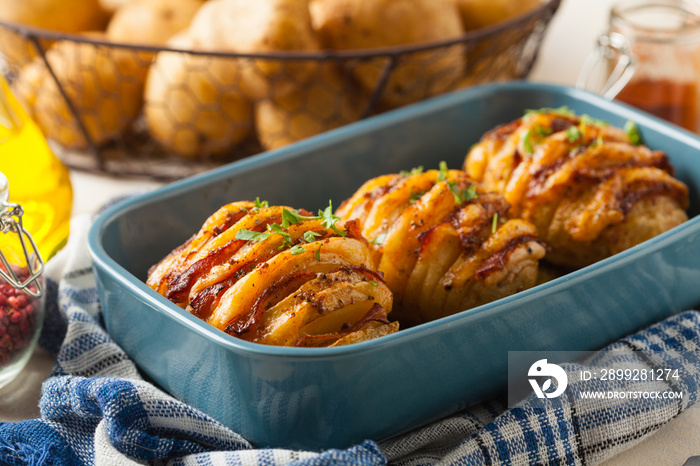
[106,0,203,46]
[144,33,254,158]
[187,0,321,101]
[0,0,109,67]
[12,34,146,149]
[0,0,110,33]
[336,169,546,324]
[309,0,465,109]
[455,0,543,31]
[100,0,204,14]
[464,111,689,269]
[254,63,365,150]
[147,201,397,347]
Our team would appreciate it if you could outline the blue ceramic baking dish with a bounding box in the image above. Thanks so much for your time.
[88,82,700,451]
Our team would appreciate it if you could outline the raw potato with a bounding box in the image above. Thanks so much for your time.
[107,0,202,46]
[187,0,321,100]
[0,0,109,66]
[255,63,365,150]
[0,0,110,32]
[99,0,132,14]
[309,0,465,109]
[12,34,146,149]
[455,0,543,31]
[0,29,40,69]
[144,33,253,158]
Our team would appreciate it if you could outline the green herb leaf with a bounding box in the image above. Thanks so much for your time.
[448,182,478,204]
[316,244,322,261]
[290,245,306,255]
[267,223,293,248]
[369,281,379,287]
[492,213,499,234]
[409,190,425,204]
[236,229,271,243]
[303,230,322,243]
[371,232,387,245]
[253,197,269,210]
[282,208,315,228]
[399,166,424,177]
[534,125,553,136]
[566,125,581,142]
[464,184,478,202]
[318,201,346,236]
[522,129,534,155]
[437,161,449,182]
[624,120,642,145]
[581,114,609,127]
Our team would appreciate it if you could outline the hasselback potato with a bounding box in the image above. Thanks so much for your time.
[147,200,398,347]
[335,166,547,325]
[464,108,689,269]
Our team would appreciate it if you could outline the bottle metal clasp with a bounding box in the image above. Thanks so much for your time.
[0,200,45,298]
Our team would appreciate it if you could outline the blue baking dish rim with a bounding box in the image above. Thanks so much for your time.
[87,81,700,358]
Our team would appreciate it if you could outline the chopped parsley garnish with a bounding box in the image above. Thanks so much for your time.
[448,181,478,204]
[267,223,293,249]
[282,208,315,228]
[369,281,379,287]
[253,197,269,210]
[399,166,424,177]
[534,125,553,136]
[565,125,581,142]
[237,199,346,254]
[437,161,449,182]
[371,232,387,245]
[581,114,609,127]
[316,244,322,261]
[290,245,306,255]
[318,200,346,236]
[235,229,271,243]
[522,129,534,155]
[303,230,321,243]
[492,213,499,233]
[624,120,642,145]
[409,190,425,204]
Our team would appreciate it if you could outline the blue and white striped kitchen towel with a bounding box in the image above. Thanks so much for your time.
[1,214,700,465]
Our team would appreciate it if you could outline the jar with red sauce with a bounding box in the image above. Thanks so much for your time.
[0,171,45,388]
[578,0,700,132]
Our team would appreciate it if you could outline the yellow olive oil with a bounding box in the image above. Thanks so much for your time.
[0,76,72,260]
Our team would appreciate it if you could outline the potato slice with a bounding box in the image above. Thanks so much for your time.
[147,202,398,347]
[337,169,546,324]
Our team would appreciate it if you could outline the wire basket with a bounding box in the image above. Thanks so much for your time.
[0,0,560,181]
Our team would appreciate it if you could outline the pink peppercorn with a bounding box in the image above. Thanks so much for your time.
[0,266,40,368]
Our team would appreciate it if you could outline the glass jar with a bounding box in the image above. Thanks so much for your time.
[577,0,700,132]
[0,75,73,261]
[0,172,45,389]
